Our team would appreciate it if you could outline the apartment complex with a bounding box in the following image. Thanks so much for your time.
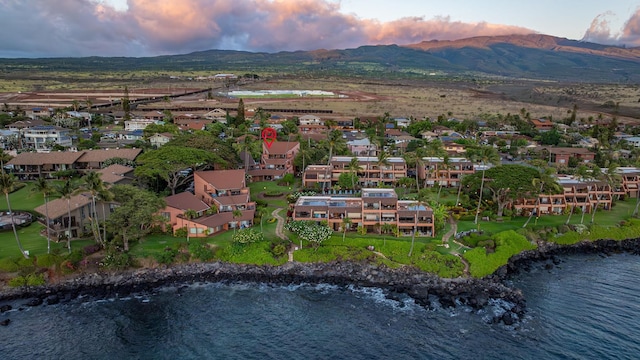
[512,175,620,216]
[293,188,435,237]
[417,157,477,188]
[160,169,256,237]
[248,141,300,182]
[302,156,407,189]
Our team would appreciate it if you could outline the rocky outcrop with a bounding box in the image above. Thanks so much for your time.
[489,238,640,281]
[0,261,525,325]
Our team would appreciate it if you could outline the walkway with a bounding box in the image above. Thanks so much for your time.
[272,208,293,262]
[442,216,470,277]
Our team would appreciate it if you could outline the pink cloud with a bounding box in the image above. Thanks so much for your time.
[0,0,535,57]
[583,8,640,47]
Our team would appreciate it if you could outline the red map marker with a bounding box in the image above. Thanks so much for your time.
[261,127,277,149]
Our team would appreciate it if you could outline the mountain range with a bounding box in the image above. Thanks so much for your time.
[2,34,639,83]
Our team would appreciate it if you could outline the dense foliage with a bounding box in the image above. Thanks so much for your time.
[463,230,536,278]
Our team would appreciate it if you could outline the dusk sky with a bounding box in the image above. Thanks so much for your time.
[1,0,639,58]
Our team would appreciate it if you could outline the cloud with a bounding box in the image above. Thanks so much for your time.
[583,8,640,47]
[0,0,534,57]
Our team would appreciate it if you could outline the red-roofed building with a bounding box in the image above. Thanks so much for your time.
[248,141,299,181]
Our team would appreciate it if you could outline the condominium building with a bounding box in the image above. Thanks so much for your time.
[417,157,476,188]
[292,188,435,237]
[302,156,407,189]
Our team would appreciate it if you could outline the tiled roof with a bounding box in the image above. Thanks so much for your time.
[195,170,246,190]
[77,148,142,163]
[264,141,299,154]
[96,164,134,184]
[34,193,92,220]
[213,194,251,206]
[7,151,85,166]
[165,192,210,212]
[193,209,255,228]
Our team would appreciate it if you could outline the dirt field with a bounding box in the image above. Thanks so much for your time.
[1,75,638,124]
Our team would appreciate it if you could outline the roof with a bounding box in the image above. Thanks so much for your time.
[96,164,135,184]
[213,194,251,206]
[264,141,299,154]
[7,151,84,166]
[195,169,246,190]
[34,193,92,220]
[77,148,142,163]
[164,192,209,212]
[193,209,255,228]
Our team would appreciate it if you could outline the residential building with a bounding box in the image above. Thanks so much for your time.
[26,107,53,120]
[346,138,377,156]
[302,156,407,189]
[624,136,640,148]
[292,188,435,236]
[7,151,84,180]
[417,157,476,188]
[23,125,73,151]
[75,148,142,170]
[530,118,554,132]
[543,147,595,165]
[34,193,110,240]
[298,115,324,126]
[159,169,256,237]
[248,141,300,181]
[617,167,640,198]
[124,119,161,131]
[149,132,174,147]
[96,164,135,185]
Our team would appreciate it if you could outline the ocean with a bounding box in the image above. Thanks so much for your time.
[2,253,639,359]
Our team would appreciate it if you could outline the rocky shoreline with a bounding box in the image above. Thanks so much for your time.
[2,237,639,327]
[0,261,525,325]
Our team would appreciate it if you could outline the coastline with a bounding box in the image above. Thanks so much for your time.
[2,237,640,326]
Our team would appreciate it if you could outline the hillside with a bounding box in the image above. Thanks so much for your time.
[1,34,639,83]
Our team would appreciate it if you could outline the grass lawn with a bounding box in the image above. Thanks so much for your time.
[0,222,95,260]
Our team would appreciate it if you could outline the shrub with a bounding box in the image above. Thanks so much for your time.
[272,244,287,257]
[232,229,264,244]
[16,257,34,268]
[100,251,134,270]
[8,273,45,287]
[0,258,19,272]
[83,244,102,256]
[154,248,179,264]
[463,230,536,278]
[66,250,84,264]
[189,239,214,262]
[60,260,76,275]
[36,254,61,268]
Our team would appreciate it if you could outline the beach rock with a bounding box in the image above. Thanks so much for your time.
[0,304,11,313]
[24,298,42,307]
[0,318,10,326]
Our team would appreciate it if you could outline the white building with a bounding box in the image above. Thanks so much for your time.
[23,125,73,151]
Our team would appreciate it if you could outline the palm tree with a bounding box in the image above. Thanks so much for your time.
[376,149,390,187]
[183,209,198,243]
[232,209,243,233]
[81,171,105,245]
[347,157,361,190]
[469,146,500,225]
[589,166,604,224]
[257,207,269,233]
[523,167,561,228]
[567,165,589,225]
[54,179,78,254]
[323,130,343,192]
[97,187,114,244]
[0,173,28,258]
[341,217,352,242]
[31,177,53,254]
[456,151,475,206]
[381,223,395,246]
[409,191,429,257]
[436,154,450,201]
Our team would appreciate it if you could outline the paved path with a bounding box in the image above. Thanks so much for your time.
[271,208,293,262]
[442,216,470,277]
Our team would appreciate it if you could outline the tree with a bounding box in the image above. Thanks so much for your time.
[523,166,562,228]
[589,166,604,224]
[236,99,245,125]
[376,149,390,187]
[0,173,28,258]
[183,209,198,243]
[81,171,105,246]
[54,179,79,254]
[122,86,131,121]
[107,185,165,251]
[341,217,352,242]
[463,164,539,218]
[31,177,53,254]
[322,130,343,192]
[466,146,500,224]
[408,190,430,257]
[232,209,243,234]
[97,187,114,243]
[257,207,269,233]
[436,154,450,201]
[347,157,362,190]
[338,172,358,190]
[135,146,217,195]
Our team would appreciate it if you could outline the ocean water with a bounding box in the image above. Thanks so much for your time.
[1,253,640,360]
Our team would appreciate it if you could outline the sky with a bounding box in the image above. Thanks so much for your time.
[1,0,639,58]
